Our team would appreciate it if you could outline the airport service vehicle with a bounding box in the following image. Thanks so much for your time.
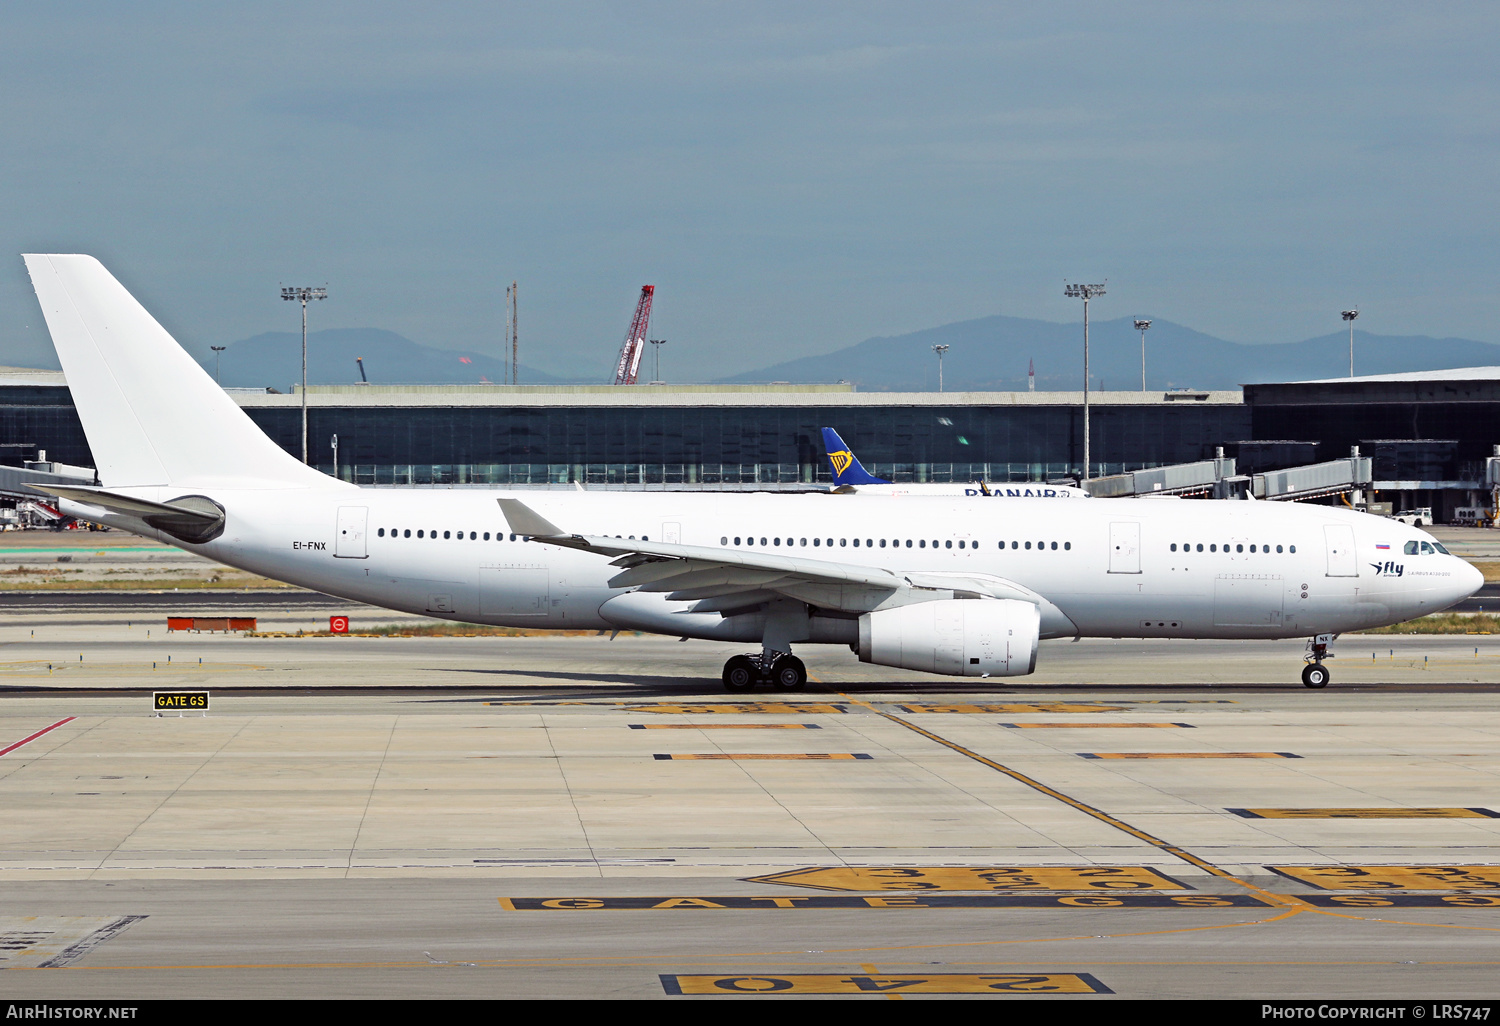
[1392,508,1434,528]
[821,427,1088,498]
[23,255,1482,691]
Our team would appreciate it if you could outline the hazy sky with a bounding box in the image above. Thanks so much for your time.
[3,2,1497,379]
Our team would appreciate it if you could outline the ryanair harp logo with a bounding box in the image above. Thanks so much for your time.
[829,450,855,476]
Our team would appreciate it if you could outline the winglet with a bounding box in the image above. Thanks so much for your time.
[497,498,567,538]
[821,427,890,486]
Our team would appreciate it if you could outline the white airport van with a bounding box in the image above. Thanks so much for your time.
[1392,507,1434,527]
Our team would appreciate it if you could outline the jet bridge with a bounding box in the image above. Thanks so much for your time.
[0,456,96,500]
[1086,455,1239,499]
[1251,453,1372,502]
[1087,448,1373,502]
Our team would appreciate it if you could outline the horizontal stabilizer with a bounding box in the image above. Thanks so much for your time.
[29,485,225,543]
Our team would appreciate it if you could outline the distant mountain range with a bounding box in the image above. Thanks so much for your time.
[189,318,1500,391]
[719,315,1500,391]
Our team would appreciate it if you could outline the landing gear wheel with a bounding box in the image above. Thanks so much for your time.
[769,655,807,691]
[723,655,758,691]
[1302,663,1330,689]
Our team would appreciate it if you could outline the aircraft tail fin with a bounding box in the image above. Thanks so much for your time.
[821,427,890,486]
[24,255,332,490]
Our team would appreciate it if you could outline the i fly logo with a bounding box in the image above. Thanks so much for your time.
[1370,559,1404,577]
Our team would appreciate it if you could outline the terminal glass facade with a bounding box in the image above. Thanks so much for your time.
[0,386,1252,485]
[246,403,1250,486]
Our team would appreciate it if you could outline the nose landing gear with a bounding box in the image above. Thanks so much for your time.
[1302,634,1336,688]
[721,652,808,691]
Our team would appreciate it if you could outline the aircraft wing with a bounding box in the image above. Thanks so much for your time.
[496,498,1055,616]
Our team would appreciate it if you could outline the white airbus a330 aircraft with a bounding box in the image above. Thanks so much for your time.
[23,255,1482,691]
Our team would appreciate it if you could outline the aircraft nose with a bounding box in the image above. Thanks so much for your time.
[1459,559,1485,600]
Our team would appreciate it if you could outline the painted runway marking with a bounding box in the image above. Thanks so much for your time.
[499,894,1267,910]
[652,753,872,761]
[1231,807,1500,819]
[1000,722,1195,729]
[839,695,1300,904]
[895,703,1126,714]
[639,703,849,715]
[628,723,822,730]
[1303,894,1500,908]
[660,972,1113,995]
[0,716,75,757]
[895,701,1236,714]
[746,866,1188,892]
[1270,866,1500,890]
[1081,752,1301,760]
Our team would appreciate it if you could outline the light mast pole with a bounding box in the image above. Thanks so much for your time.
[1134,319,1151,391]
[1065,282,1106,483]
[281,285,327,463]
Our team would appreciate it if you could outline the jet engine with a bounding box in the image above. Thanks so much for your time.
[858,598,1040,677]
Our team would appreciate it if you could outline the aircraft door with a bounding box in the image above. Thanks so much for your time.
[1108,522,1141,574]
[335,506,368,558]
[1323,525,1358,577]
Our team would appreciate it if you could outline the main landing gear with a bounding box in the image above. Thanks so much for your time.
[1301,634,1335,689]
[722,652,807,691]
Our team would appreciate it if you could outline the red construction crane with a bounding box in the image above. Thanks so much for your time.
[611,285,655,385]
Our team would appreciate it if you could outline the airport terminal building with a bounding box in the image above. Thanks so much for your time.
[0,371,1246,485]
[3,366,1497,518]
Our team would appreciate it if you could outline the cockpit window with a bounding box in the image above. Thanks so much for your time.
[1433,541,1451,555]
[1404,541,1419,555]
[1419,541,1435,555]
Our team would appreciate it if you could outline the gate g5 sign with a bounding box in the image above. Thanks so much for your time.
[154,691,209,711]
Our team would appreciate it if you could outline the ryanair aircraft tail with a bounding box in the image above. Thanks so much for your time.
[24,255,333,491]
[821,427,890,486]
